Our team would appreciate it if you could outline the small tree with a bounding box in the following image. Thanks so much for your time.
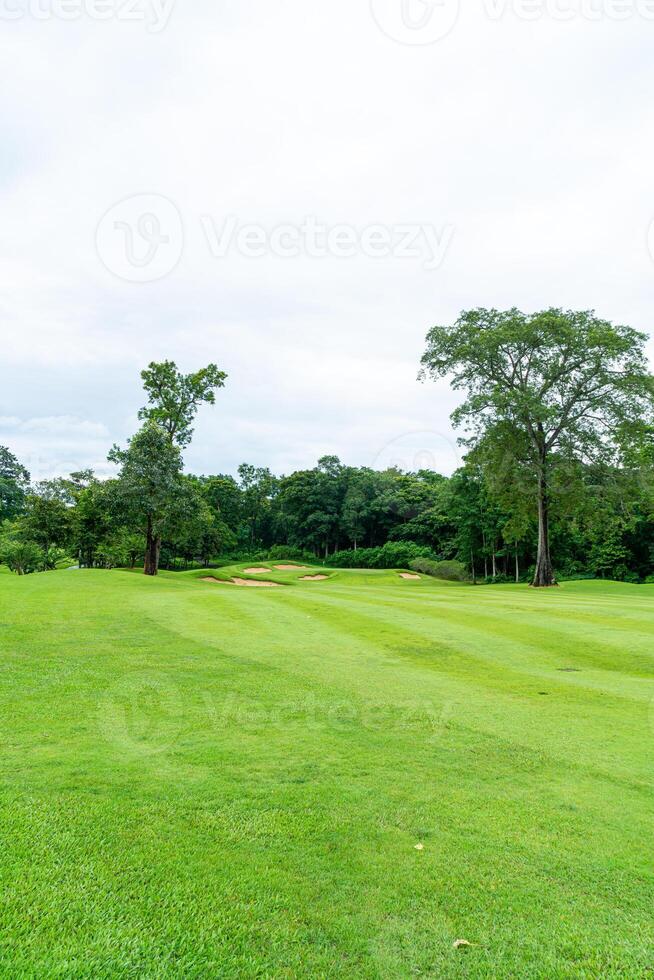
[420,308,654,586]
[0,538,43,575]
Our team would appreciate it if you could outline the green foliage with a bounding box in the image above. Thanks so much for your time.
[238,464,277,548]
[4,346,654,583]
[70,478,116,568]
[409,557,470,581]
[266,545,315,562]
[0,536,43,575]
[139,360,227,448]
[0,446,30,522]
[328,541,437,569]
[20,493,72,552]
[109,423,184,534]
[108,422,190,574]
[420,308,654,586]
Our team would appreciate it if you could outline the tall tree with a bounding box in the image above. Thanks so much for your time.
[139,360,227,447]
[0,446,30,523]
[21,493,71,555]
[420,308,654,586]
[108,423,185,575]
[238,464,276,548]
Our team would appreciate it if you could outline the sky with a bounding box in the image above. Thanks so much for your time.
[1,0,653,482]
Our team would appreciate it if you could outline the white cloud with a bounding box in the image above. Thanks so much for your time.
[0,2,652,478]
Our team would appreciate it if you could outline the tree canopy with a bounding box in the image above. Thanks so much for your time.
[139,360,228,448]
[1,336,653,585]
[420,308,654,585]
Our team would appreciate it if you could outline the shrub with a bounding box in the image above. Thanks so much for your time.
[0,538,43,575]
[328,542,437,569]
[266,546,315,563]
[410,558,470,582]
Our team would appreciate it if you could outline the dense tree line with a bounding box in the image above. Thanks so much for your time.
[2,444,653,583]
[1,309,653,584]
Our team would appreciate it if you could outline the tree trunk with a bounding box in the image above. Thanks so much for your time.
[515,547,519,584]
[492,551,497,579]
[532,459,556,587]
[470,549,476,585]
[144,520,161,576]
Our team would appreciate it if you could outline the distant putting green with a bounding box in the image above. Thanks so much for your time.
[0,566,653,977]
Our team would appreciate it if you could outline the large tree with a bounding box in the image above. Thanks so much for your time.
[420,308,654,586]
[0,446,30,523]
[237,464,277,549]
[139,360,227,448]
[108,423,185,576]
[21,493,72,555]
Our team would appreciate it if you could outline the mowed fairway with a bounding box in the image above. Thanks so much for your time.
[1,568,653,978]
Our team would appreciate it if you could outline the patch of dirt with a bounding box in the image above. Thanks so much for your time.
[274,564,309,571]
[243,567,272,574]
[399,573,421,580]
[300,575,329,581]
[202,577,280,588]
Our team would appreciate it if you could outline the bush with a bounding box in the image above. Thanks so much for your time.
[41,546,70,571]
[482,573,514,585]
[328,542,438,569]
[266,546,315,563]
[0,538,43,575]
[410,558,470,582]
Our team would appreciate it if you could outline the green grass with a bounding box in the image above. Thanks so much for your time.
[1,565,653,977]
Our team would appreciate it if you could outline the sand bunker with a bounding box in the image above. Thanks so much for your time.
[399,573,421,580]
[202,577,280,588]
[274,564,309,571]
[300,575,329,581]
[243,567,272,574]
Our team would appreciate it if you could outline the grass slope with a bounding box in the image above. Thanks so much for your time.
[0,566,653,977]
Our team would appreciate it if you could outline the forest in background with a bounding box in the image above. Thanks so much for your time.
[2,307,654,584]
[2,448,653,584]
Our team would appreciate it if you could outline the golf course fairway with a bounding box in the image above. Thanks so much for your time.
[1,567,653,977]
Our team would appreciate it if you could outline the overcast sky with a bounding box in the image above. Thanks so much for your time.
[1,0,653,482]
